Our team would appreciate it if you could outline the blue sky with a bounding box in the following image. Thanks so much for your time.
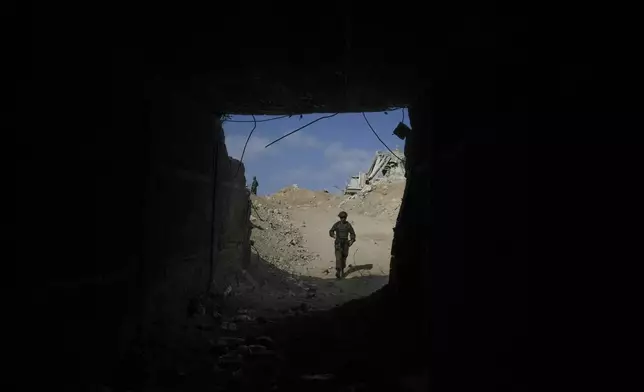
[223,110,409,195]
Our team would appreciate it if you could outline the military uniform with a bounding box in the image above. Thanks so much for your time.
[329,215,356,278]
[250,177,258,195]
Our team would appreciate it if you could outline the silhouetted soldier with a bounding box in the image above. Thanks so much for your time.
[250,176,259,195]
[329,211,356,279]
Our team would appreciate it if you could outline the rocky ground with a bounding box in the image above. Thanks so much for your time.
[247,182,403,294]
[249,194,321,275]
[110,180,415,391]
[338,179,406,221]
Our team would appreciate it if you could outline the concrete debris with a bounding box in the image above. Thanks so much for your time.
[217,337,245,345]
[338,176,404,219]
[223,285,233,297]
[252,336,275,349]
[233,314,253,322]
[248,344,268,353]
[218,352,243,366]
[344,150,405,194]
[301,374,336,381]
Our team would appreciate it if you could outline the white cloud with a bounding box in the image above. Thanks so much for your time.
[283,166,331,184]
[285,165,338,183]
[277,142,373,189]
[280,132,324,149]
[224,130,325,162]
[224,134,277,162]
[324,142,373,179]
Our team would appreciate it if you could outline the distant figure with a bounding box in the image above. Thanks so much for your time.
[250,176,259,195]
[329,211,356,279]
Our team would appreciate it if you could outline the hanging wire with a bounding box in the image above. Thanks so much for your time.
[234,114,257,179]
[362,112,403,161]
[264,113,339,149]
[224,115,290,123]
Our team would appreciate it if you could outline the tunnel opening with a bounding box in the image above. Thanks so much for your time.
[97,106,427,392]
[212,111,409,321]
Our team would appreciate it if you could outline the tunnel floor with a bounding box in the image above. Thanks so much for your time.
[112,279,420,392]
[112,199,411,391]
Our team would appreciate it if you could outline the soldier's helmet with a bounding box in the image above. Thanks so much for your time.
[338,211,348,219]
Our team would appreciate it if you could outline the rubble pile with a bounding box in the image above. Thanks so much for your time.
[267,185,338,209]
[249,197,321,275]
[338,178,405,221]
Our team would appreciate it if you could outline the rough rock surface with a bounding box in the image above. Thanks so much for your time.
[250,195,321,275]
[338,178,405,220]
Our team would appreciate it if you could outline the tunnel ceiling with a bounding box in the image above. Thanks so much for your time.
[68,3,500,116]
[39,3,586,116]
[205,64,418,115]
[193,58,419,115]
[135,7,435,115]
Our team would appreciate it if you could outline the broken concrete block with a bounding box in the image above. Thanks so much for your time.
[217,337,245,346]
[233,314,253,322]
[223,285,233,297]
[301,374,335,381]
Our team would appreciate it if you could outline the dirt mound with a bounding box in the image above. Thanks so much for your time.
[338,179,405,221]
[249,195,321,275]
[268,185,339,209]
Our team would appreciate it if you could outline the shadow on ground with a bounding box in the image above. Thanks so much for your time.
[239,253,389,315]
[224,255,410,390]
[110,253,395,391]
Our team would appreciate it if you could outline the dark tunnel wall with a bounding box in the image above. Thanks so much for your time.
[409,47,643,390]
[140,88,218,337]
[15,50,253,386]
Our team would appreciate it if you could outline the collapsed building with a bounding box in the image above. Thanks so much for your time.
[344,149,406,194]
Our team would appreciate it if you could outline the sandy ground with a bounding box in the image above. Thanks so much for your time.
[289,207,394,279]
[207,183,404,324]
[215,185,401,322]
[247,184,402,309]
